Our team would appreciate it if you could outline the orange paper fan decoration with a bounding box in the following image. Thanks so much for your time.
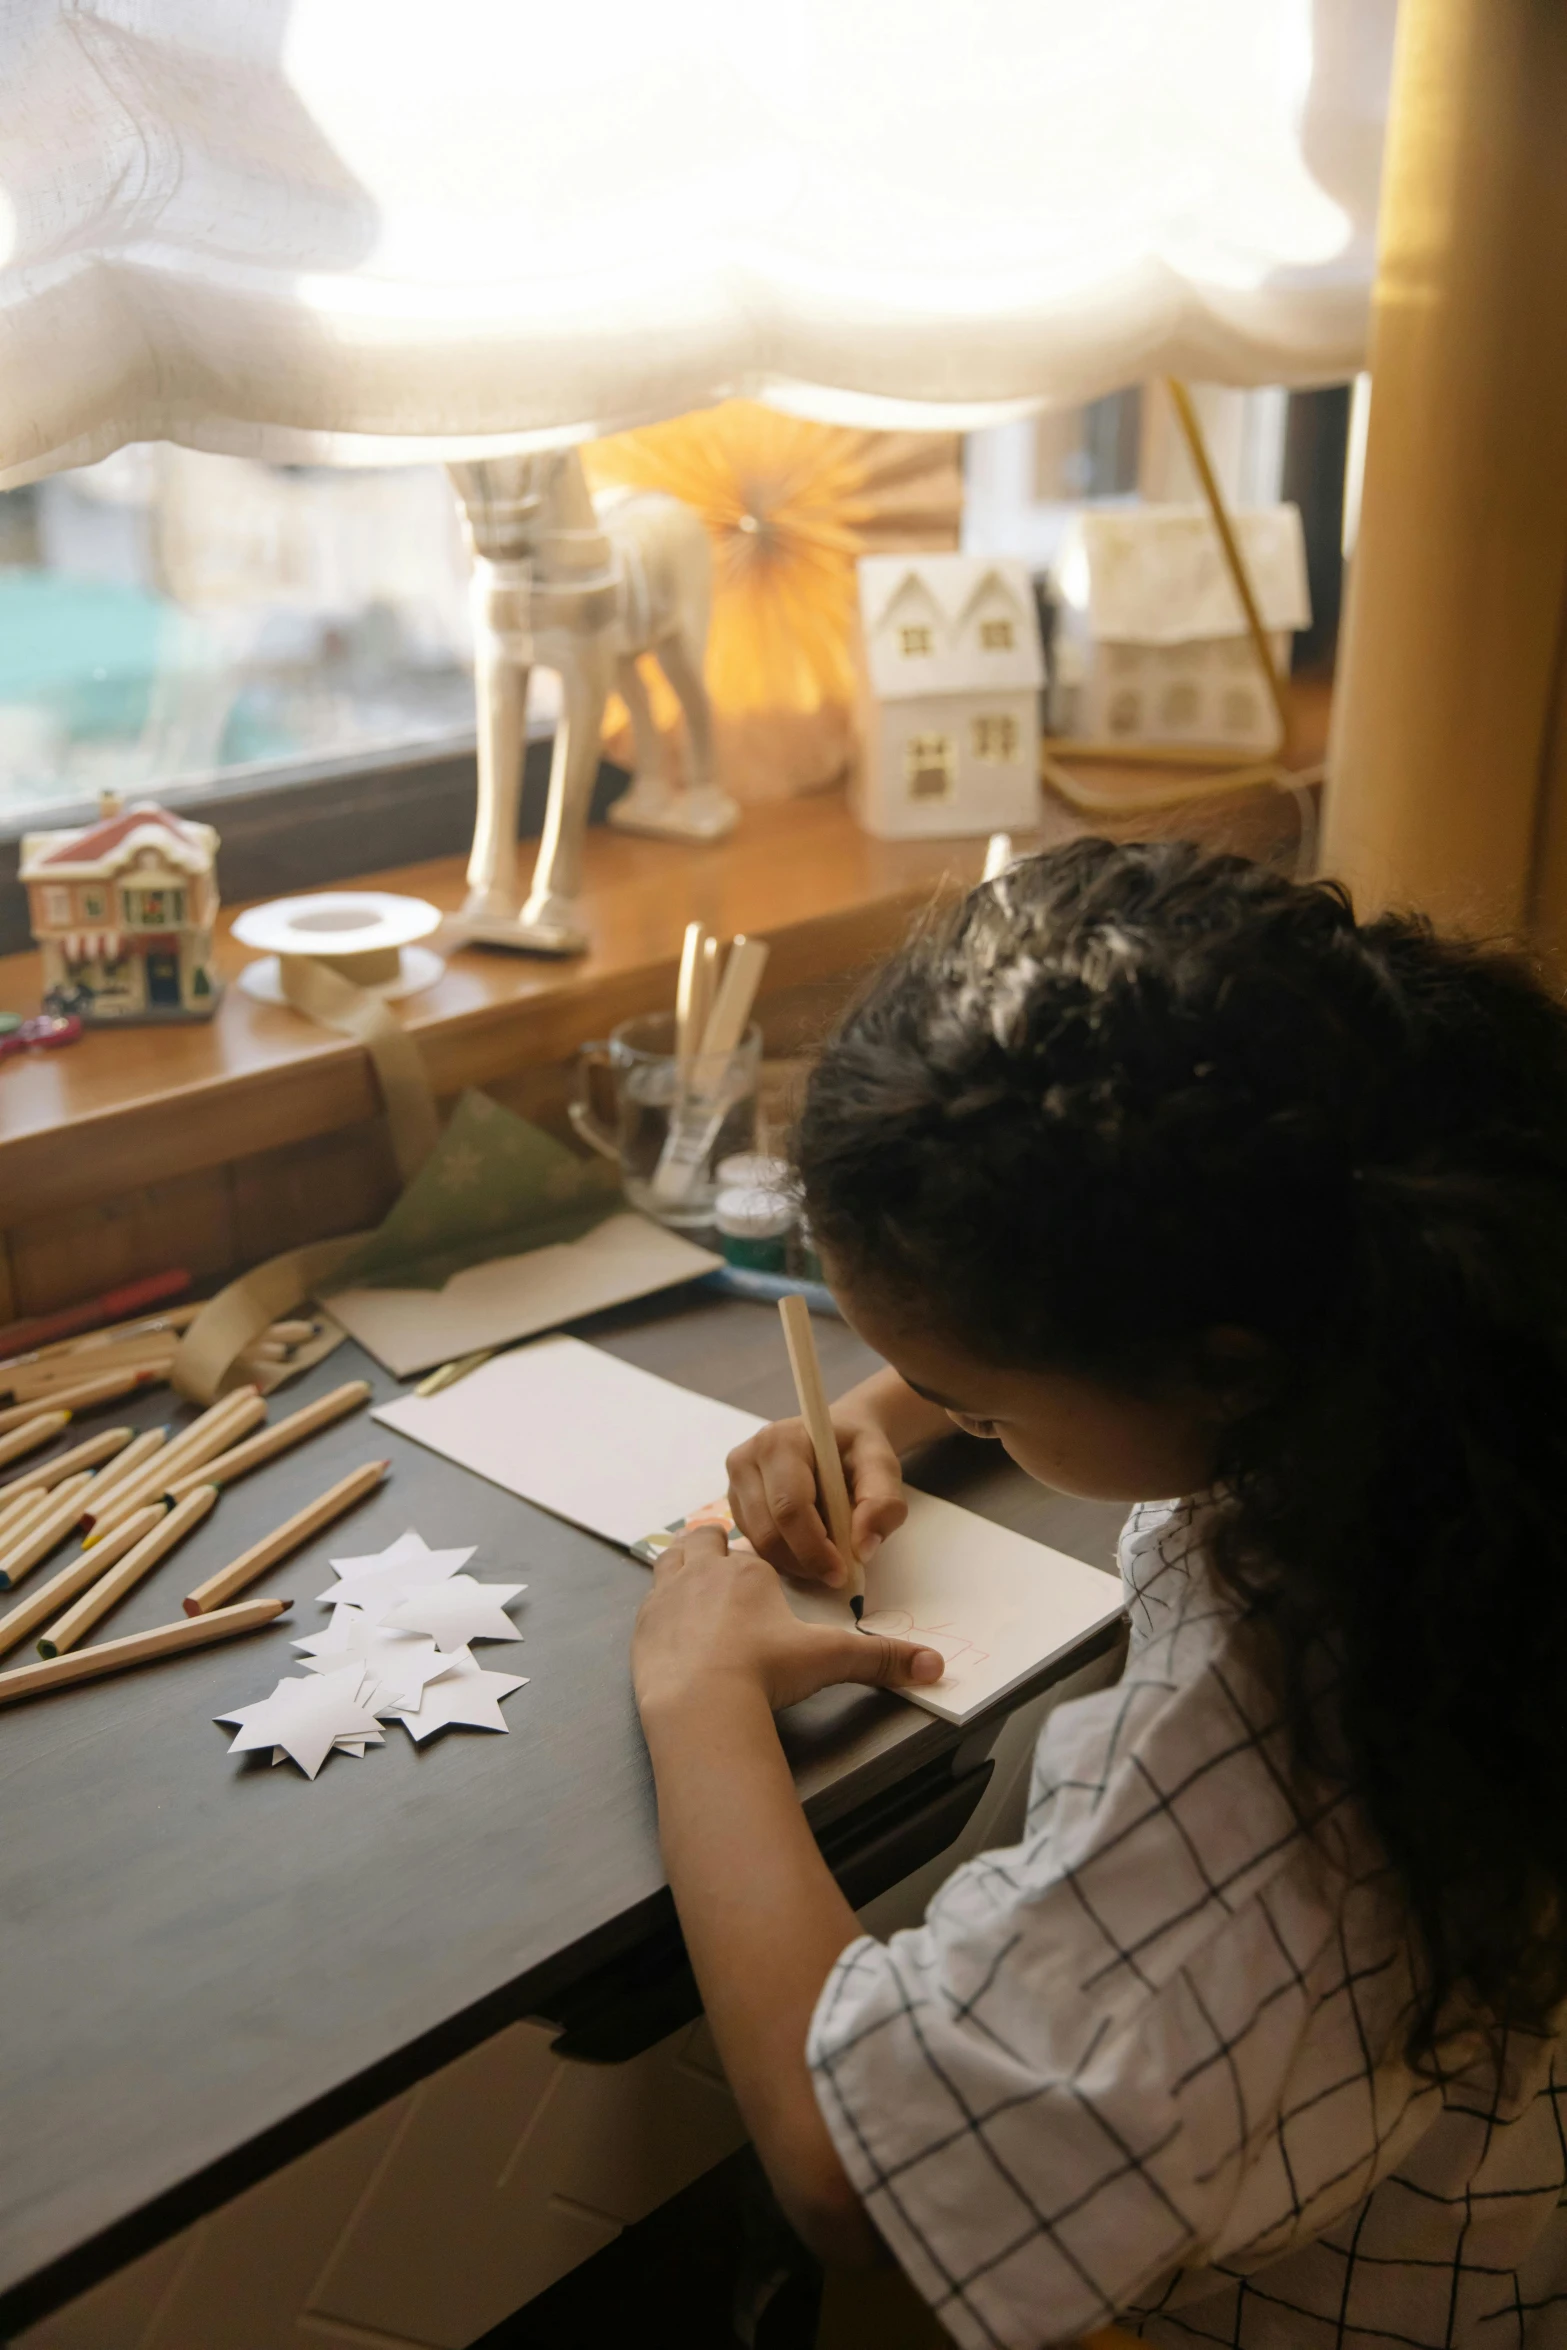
[585,401,961,801]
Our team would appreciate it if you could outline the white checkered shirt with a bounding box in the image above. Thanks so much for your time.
[807,1497,1567,2347]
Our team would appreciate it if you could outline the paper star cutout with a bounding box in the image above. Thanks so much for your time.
[315,1529,475,1623]
[274,1731,381,1763]
[393,1649,528,1743]
[218,1665,382,1779]
[294,1617,452,1711]
[383,1575,526,1652]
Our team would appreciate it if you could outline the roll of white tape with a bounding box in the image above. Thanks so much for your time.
[231,891,445,1006]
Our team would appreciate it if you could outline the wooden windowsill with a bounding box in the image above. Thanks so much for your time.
[0,793,1006,1226]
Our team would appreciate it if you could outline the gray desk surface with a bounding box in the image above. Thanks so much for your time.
[0,1288,1127,2334]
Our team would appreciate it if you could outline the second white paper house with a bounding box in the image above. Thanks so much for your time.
[1049,503,1311,755]
[852,554,1044,839]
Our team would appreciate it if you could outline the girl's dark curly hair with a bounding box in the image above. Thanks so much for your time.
[796,837,1567,2069]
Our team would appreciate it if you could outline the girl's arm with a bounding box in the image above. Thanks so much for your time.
[633,1525,946,2263]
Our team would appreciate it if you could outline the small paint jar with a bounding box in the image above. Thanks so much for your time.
[715,1152,792,1194]
[714,1185,795,1273]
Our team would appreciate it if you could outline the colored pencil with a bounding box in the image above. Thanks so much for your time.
[184,1459,389,1614]
[85,1390,263,1538]
[0,1508,164,1661]
[778,1294,863,1620]
[0,1370,159,1433]
[40,1485,219,1655]
[0,1598,290,1708]
[0,1473,97,1589]
[162,1382,371,1506]
[0,1271,192,1361]
[0,1411,71,1472]
[0,1425,132,1500]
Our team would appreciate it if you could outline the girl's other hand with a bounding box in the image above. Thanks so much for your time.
[632,1524,943,1721]
[726,1414,908,1587]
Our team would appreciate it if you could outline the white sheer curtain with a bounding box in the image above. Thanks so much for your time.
[0,0,1396,487]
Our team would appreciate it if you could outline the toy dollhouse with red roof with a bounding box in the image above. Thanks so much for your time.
[19,793,221,1023]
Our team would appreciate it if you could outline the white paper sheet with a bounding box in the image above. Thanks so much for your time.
[328,1214,722,1377]
[377,1337,1123,1725]
[777,1490,1122,1726]
[375,1336,764,1546]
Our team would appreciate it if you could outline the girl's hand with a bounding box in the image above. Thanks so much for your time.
[632,1524,943,1721]
[726,1414,908,1587]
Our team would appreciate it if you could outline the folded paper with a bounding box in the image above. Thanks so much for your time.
[329,1093,620,1293]
[328,1212,721,1379]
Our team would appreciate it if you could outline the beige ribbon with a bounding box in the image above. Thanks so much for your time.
[172,1236,372,1405]
[172,954,442,1402]
[278,954,440,1185]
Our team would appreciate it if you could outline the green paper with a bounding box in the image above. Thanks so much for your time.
[329,1090,621,1291]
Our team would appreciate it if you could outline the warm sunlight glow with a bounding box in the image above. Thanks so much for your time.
[1,0,1395,484]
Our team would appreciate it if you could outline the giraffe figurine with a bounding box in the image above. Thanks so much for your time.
[448,451,737,956]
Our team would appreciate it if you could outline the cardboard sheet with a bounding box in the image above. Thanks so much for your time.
[378,1338,1124,1726]
[328,1214,721,1377]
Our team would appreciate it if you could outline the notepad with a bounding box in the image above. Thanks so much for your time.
[329,1214,721,1377]
[376,1335,763,1544]
[376,1336,1124,1725]
[637,1494,1123,1726]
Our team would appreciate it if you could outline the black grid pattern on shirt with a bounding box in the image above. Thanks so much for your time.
[808,1500,1567,2350]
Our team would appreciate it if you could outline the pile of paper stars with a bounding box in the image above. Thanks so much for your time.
[217,1531,528,1777]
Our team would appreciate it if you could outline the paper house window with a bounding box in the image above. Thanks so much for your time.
[899,625,934,658]
[980,618,1015,651]
[81,887,107,920]
[972,714,1018,762]
[126,885,185,927]
[42,885,70,924]
[905,734,955,800]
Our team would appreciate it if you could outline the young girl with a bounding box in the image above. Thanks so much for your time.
[630,839,1567,2347]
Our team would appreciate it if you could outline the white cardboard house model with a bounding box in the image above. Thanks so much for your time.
[1049,503,1311,755]
[19,796,221,1022]
[852,555,1044,839]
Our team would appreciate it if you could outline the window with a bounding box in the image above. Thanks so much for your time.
[81,887,106,919]
[126,885,184,927]
[0,444,475,825]
[979,618,1014,651]
[1221,687,1263,735]
[972,714,1018,762]
[898,625,933,658]
[904,734,954,800]
[41,883,70,924]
